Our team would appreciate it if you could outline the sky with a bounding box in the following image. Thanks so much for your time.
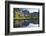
[20,8,39,13]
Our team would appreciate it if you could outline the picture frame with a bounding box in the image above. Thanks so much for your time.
[5,1,45,35]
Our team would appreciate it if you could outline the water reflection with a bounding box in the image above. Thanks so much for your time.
[14,19,39,28]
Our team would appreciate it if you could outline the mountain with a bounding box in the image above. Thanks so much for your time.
[22,10,29,15]
[30,12,39,17]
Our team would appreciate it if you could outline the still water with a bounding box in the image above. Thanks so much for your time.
[14,19,39,28]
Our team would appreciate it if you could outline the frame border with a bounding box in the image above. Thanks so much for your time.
[5,1,45,35]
